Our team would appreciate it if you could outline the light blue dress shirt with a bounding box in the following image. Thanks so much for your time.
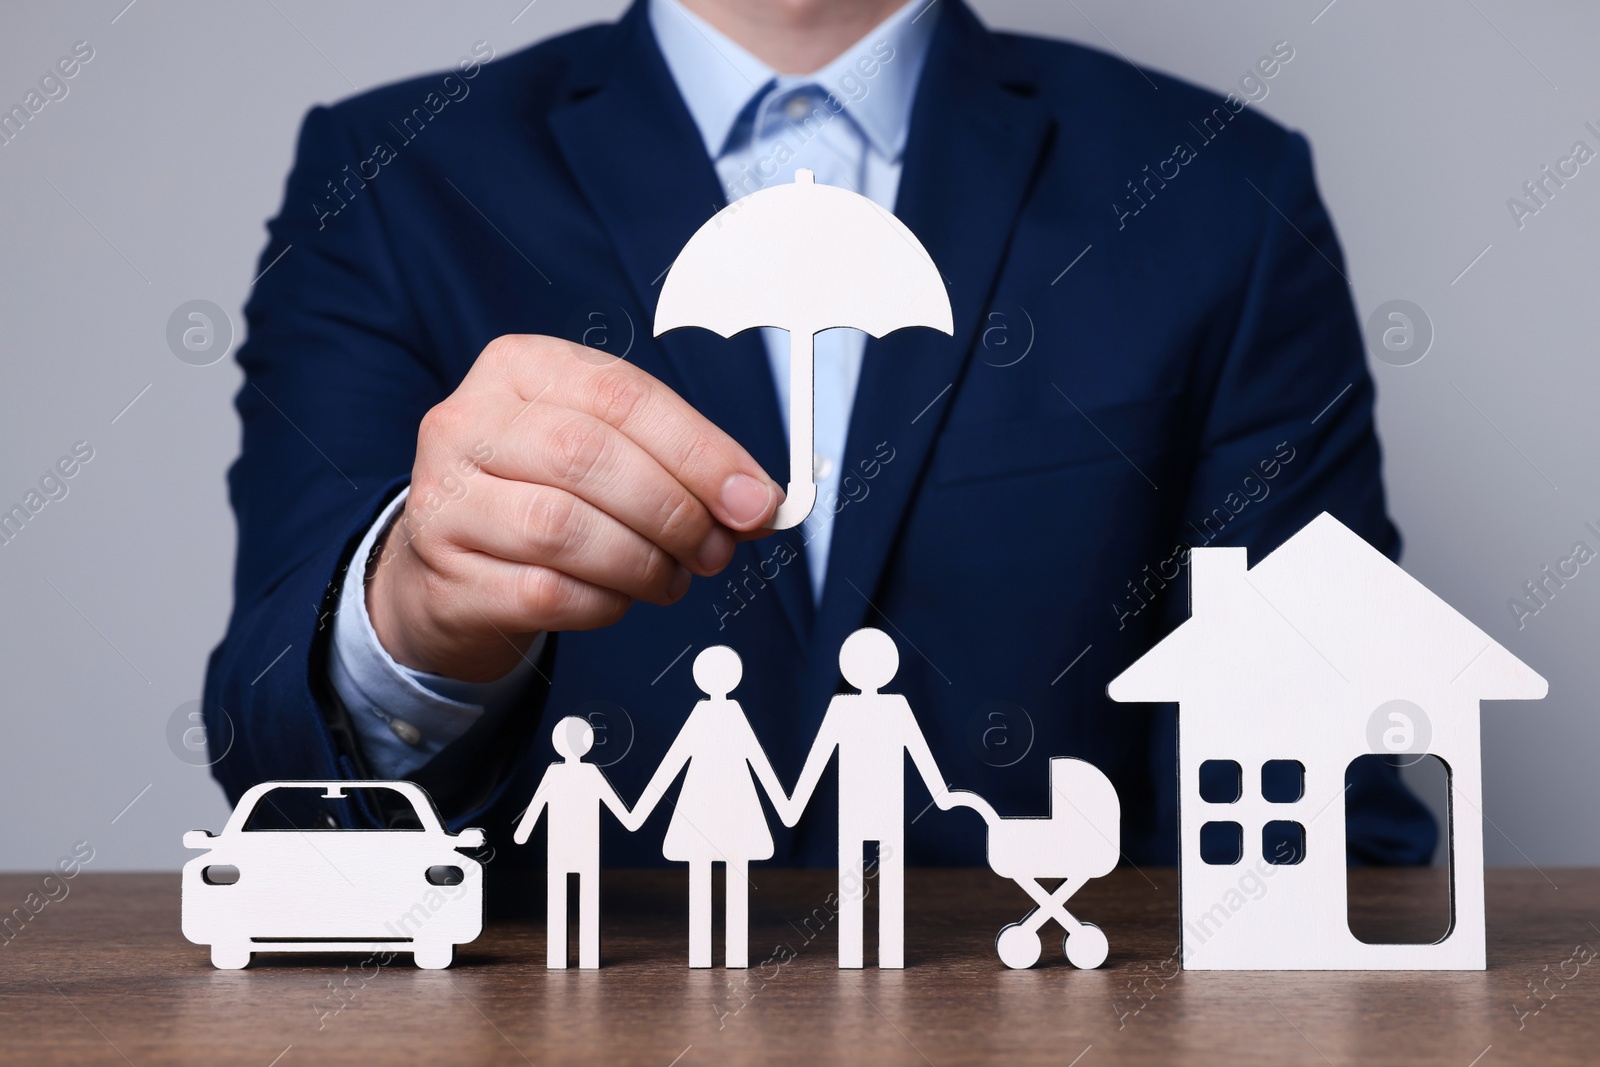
[330,0,935,778]
[651,0,932,597]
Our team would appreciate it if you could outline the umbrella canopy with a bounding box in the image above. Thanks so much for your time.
[655,169,953,529]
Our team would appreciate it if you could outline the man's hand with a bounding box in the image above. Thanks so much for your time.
[366,335,781,682]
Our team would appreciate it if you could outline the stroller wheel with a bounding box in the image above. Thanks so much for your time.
[1064,922,1109,969]
[997,923,1042,969]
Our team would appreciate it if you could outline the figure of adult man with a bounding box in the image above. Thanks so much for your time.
[783,627,956,968]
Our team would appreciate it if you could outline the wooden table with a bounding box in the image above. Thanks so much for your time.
[2,868,1596,1065]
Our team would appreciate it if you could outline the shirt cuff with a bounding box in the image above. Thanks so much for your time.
[328,486,545,779]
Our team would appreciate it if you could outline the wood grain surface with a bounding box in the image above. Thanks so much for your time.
[1,868,1595,1065]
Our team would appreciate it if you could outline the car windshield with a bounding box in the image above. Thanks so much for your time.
[237,785,434,832]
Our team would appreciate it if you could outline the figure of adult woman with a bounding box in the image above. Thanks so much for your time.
[624,645,789,968]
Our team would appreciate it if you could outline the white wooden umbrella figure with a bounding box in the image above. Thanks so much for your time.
[655,169,953,530]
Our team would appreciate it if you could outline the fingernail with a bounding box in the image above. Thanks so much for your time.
[695,526,734,574]
[720,472,773,527]
[668,565,692,601]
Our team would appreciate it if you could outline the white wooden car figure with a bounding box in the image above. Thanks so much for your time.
[182,781,485,969]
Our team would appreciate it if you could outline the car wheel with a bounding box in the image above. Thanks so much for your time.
[210,943,252,970]
[413,943,453,969]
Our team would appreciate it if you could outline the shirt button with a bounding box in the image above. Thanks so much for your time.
[813,454,834,481]
[785,94,813,120]
[388,718,422,746]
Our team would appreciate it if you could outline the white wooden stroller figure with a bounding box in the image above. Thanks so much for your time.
[948,757,1120,969]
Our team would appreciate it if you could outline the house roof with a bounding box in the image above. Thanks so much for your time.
[1107,512,1548,706]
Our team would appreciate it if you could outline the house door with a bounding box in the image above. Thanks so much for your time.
[1344,753,1454,944]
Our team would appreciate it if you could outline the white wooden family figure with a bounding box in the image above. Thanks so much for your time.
[628,645,789,969]
[512,716,631,969]
[510,628,1122,972]
[784,627,964,969]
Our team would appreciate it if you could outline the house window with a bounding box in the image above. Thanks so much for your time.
[1200,820,1243,864]
[1261,760,1304,803]
[1263,820,1305,864]
[1198,760,1241,803]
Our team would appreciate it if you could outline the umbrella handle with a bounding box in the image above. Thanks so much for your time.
[770,327,817,531]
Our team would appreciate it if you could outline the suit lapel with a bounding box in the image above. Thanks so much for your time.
[544,2,815,643]
[806,1,1056,701]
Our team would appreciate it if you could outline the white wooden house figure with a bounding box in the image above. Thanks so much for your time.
[1108,512,1546,969]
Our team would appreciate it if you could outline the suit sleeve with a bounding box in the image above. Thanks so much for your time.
[329,486,546,780]
[201,104,544,830]
[1164,131,1435,865]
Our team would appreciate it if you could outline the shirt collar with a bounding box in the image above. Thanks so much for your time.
[648,0,935,163]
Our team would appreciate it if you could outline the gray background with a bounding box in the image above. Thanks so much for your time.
[0,0,1593,871]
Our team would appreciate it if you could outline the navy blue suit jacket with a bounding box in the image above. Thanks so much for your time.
[205,0,1435,874]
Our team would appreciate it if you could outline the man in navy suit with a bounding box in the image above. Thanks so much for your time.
[205,0,1435,870]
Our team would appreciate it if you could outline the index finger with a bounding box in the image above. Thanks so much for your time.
[480,335,783,531]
